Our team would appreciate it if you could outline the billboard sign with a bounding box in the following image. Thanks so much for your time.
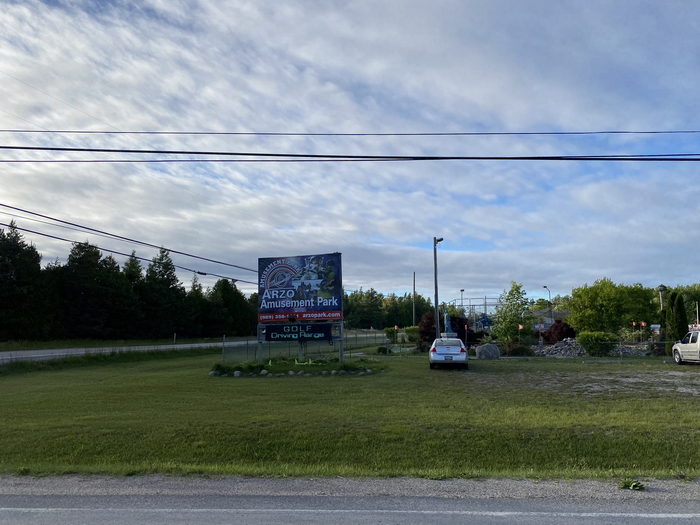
[264,323,333,342]
[258,252,343,322]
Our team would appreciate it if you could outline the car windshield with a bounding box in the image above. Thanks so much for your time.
[435,339,462,346]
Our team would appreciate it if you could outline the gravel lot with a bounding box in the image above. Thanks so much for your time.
[2,475,699,502]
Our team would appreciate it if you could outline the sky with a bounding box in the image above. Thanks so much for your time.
[2,0,700,306]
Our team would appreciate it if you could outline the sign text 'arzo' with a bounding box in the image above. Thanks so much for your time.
[258,252,343,322]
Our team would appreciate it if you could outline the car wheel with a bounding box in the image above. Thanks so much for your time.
[673,350,684,365]
[463,362,469,370]
[429,363,436,369]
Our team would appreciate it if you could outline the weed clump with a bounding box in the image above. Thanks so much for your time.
[619,479,645,490]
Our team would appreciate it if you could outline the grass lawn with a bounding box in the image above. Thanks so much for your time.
[1,352,699,479]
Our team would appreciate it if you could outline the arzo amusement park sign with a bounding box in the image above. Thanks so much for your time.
[257,252,343,323]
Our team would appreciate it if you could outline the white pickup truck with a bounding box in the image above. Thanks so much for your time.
[672,331,700,364]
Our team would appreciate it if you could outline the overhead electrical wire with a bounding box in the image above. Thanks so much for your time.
[0,222,257,285]
[2,144,700,162]
[3,128,700,136]
[0,158,389,163]
[0,203,258,274]
[0,210,121,239]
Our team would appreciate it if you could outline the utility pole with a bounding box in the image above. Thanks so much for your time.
[412,271,416,326]
[433,236,443,340]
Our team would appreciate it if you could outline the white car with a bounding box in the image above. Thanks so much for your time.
[672,331,700,364]
[429,337,468,369]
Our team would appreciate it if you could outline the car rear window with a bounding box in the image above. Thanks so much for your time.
[435,339,462,346]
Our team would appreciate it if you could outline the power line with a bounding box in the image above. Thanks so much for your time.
[3,128,700,136]
[0,158,387,163]
[0,210,121,239]
[0,203,258,274]
[0,222,257,285]
[3,144,700,161]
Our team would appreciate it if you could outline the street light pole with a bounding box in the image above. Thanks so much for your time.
[433,236,443,341]
[656,284,667,311]
[543,285,553,326]
[412,271,416,326]
[460,288,464,315]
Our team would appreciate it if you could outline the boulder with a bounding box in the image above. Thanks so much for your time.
[476,343,501,360]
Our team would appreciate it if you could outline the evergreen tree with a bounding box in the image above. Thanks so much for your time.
[142,249,185,338]
[63,242,109,338]
[666,292,689,355]
[183,274,209,337]
[0,222,41,340]
[97,255,133,338]
[675,293,690,342]
[120,251,145,337]
[146,248,180,288]
[207,279,255,336]
[122,251,144,285]
[38,260,67,338]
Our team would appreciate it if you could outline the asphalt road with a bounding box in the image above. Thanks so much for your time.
[0,341,240,363]
[1,476,699,524]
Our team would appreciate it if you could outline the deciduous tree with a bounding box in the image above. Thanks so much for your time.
[491,282,534,353]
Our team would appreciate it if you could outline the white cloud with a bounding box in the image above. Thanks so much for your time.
[2,0,700,302]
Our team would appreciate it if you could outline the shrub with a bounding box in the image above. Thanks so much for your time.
[508,344,534,356]
[416,340,430,353]
[577,331,619,357]
[543,320,576,343]
[618,325,651,343]
[404,326,420,343]
[384,327,397,344]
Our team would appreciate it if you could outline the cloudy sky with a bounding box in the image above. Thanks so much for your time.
[2,0,700,305]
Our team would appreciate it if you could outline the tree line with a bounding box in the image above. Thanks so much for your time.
[0,223,256,341]
[0,223,435,341]
[4,222,699,344]
[489,278,700,354]
[343,288,433,330]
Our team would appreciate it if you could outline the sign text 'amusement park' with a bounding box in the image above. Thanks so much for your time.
[257,252,343,323]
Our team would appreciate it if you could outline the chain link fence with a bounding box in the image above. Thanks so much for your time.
[220,329,391,364]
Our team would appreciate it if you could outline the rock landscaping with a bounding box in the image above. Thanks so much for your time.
[209,356,384,378]
[532,338,653,358]
[209,367,379,378]
[475,343,501,360]
[533,338,585,357]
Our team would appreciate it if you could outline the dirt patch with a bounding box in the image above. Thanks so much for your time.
[468,364,700,397]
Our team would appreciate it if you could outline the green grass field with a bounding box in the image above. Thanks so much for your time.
[1,352,699,479]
